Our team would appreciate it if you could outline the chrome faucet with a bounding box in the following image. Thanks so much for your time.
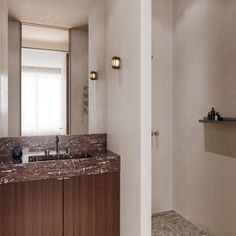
[56,135,59,154]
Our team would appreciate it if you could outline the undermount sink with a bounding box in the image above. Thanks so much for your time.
[28,152,93,163]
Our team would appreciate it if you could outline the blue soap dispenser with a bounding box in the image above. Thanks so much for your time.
[12,145,23,164]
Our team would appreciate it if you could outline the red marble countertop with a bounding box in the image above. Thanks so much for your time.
[0,150,120,185]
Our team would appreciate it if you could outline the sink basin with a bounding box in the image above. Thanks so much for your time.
[28,152,93,163]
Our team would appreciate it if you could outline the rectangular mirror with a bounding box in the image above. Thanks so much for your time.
[8,0,92,137]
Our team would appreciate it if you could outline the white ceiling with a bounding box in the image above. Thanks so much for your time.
[22,24,69,51]
[8,0,92,28]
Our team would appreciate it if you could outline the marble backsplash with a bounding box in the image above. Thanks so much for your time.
[0,134,107,156]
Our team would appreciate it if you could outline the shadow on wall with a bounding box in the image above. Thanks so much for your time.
[204,124,236,158]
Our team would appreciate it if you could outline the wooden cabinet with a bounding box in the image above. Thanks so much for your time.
[0,179,63,236]
[64,172,120,236]
[0,173,120,236]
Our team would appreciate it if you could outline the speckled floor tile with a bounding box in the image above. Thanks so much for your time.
[152,211,210,236]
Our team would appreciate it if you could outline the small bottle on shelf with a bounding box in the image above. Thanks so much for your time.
[207,112,211,120]
[211,108,215,120]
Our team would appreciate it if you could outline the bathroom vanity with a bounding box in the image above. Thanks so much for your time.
[0,134,120,236]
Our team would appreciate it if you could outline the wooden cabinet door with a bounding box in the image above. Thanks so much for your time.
[64,172,120,236]
[0,182,15,236]
[0,179,63,236]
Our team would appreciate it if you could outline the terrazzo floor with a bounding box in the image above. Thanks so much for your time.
[152,211,210,236]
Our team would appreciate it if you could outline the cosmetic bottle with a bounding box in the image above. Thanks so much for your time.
[211,108,215,120]
[12,145,23,164]
[207,112,211,120]
[218,113,223,121]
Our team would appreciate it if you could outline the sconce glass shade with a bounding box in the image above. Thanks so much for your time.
[90,71,98,80]
[112,57,121,69]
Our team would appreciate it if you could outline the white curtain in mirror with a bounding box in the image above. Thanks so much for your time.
[21,49,67,136]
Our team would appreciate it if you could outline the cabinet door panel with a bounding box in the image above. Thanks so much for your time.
[64,175,96,236]
[0,179,63,236]
[95,172,120,236]
[0,183,15,236]
[64,172,120,236]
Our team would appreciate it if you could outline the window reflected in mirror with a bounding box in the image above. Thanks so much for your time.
[21,48,67,136]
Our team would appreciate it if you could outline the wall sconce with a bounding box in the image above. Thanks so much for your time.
[90,71,98,80]
[112,57,121,69]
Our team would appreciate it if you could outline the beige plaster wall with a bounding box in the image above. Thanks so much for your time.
[0,0,8,137]
[89,0,152,235]
[173,1,236,235]
[8,21,21,137]
[106,0,152,235]
[70,29,88,134]
[88,0,107,134]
